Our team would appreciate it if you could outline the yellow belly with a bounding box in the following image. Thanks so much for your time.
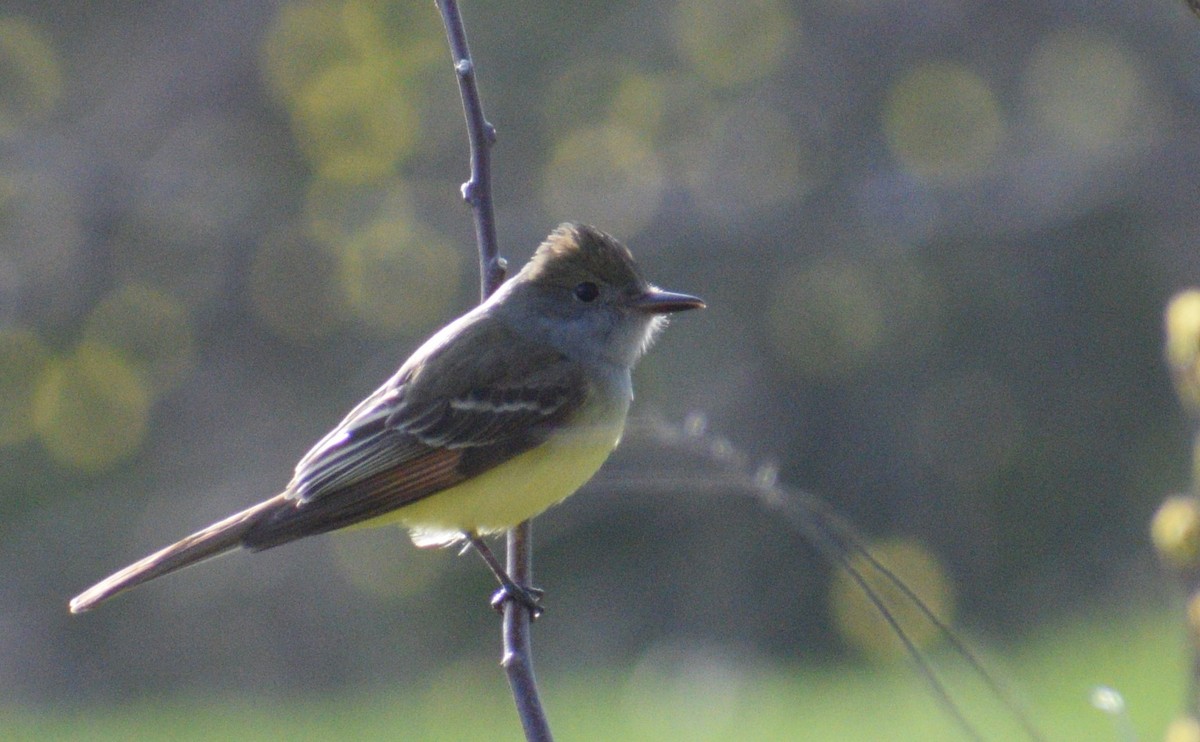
[380,414,626,547]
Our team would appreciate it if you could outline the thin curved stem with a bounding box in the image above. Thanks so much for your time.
[599,416,1046,742]
[434,2,551,741]
[436,0,504,299]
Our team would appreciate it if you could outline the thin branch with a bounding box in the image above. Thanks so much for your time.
[603,416,1047,741]
[503,520,551,741]
[436,0,505,299]
[434,2,551,741]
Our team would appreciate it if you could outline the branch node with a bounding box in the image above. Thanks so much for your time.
[436,1,551,739]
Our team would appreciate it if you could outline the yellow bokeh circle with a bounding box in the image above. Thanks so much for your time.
[541,124,665,240]
[304,177,417,245]
[0,17,63,135]
[1151,496,1200,572]
[0,327,52,446]
[1165,289,1200,414]
[329,527,442,600]
[261,0,374,105]
[81,284,195,396]
[768,257,885,379]
[337,219,465,334]
[544,60,669,142]
[1166,290,1200,371]
[290,62,418,183]
[884,61,1003,182]
[1166,715,1200,742]
[33,342,151,471]
[829,537,955,660]
[1024,30,1145,153]
[671,0,796,88]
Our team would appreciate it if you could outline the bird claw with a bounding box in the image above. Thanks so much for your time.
[490,584,545,619]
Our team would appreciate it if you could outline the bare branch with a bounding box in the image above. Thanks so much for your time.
[434,2,551,740]
[436,0,505,299]
[503,520,551,741]
[609,415,1047,741]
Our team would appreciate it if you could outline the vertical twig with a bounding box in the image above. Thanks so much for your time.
[503,520,547,741]
[434,2,552,740]
[436,0,505,298]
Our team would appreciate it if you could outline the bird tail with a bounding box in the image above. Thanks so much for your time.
[69,494,290,614]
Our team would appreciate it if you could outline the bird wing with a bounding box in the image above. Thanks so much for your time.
[241,317,589,549]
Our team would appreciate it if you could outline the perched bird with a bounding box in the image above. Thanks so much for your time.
[70,223,703,614]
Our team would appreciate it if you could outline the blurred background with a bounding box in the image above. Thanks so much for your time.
[3,0,1199,738]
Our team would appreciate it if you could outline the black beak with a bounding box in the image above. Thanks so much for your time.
[630,288,706,314]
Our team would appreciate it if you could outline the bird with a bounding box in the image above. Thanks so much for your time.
[70,223,704,614]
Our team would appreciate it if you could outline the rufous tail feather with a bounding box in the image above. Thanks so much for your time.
[69,495,289,613]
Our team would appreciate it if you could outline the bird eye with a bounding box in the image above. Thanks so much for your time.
[573,281,600,302]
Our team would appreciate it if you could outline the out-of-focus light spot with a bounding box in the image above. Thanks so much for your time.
[305,177,417,245]
[261,0,376,105]
[81,285,195,397]
[671,0,796,88]
[684,411,707,437]
[33,342,150,471]
[262,0,445,143]
[767,258,883,379]
[905,370,1023,489]
[338,219,464,334]
[1090,685,1126,715]
[262,0,443,96]
[0,327,51,446]
[769,251,941,380]
[0,17,62,136]
[1151,495,1200,572]
[365,1,446,57]
[608,72,669,138]
[328,527,441,599]
[1165,290,1200,372]
[1166,715,1200,742]
[1165,289,1200,415]
[541,124,664,239]
[545,61,709,151]
[1024,30,1147,154]
[249,226,346,345]
[681,102,818,220]
[290,62,418,183]
[829,537,954,660]
[338,0,393,56]
[753,461,779,489]
[883,61,1003,182]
